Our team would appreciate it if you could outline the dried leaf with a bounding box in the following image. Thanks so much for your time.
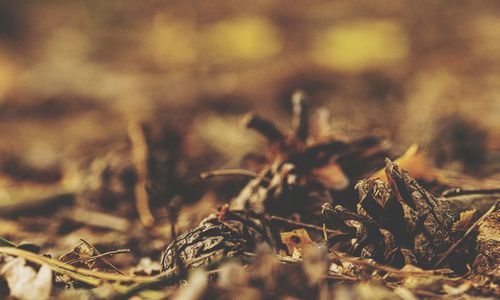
[0,257,52,300]
[280,229,314,254]
[291,247,302,259]
[452,209,477,231]
[371,144,435,182]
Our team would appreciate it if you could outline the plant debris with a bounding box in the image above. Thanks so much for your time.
[0,89,499,299]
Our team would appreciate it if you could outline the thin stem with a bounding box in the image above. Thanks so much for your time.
[128,121,155,228]
[442,188,500,197]
[0,246,157,285]
[267,215,340,235]
[328,250,452,277]
[80,239,127,275]
[200,169,261,179]
[65,249,130,266]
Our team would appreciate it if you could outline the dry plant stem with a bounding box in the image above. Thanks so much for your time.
[0,188,73,216]
[414,290,445,298]
[200,169,261,179]
[80,239,127,275]
[244,251,451,277]
[66,208,130,232]
[128,121,155,227]
[0,247,158,285]
[434,168,500,189]
[325,274,358,281]
[433,201,499,268]
[442,187,500,197]
[65,249,130,266]
[328,251,453,277]
[267,215,340,235]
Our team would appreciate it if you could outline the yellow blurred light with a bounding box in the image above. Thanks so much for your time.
[145,15,197,67]
[311,19,409,71]
[204,16,282,63]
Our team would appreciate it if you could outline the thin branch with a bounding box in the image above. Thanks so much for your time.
[128,121,155,228]
[200,169,261,180]
[267,215,341,235]
[328,250,452,277]
[65,249,130,266]
[442,187,500,197]
[80,239,127,275]
[0,246,157,285]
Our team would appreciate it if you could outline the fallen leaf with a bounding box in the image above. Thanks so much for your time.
[280,229,314,254]
[452,209,477,231]
[371,144,435,182]
[0,257,52,300]
[291,247,302,260]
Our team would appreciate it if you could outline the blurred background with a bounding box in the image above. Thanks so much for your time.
[1,0,500,190]
[0,0,499,260]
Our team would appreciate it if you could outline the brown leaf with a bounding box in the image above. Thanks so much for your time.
[280,229,314,254]
[452,209,477,231]
[371,144,435,182]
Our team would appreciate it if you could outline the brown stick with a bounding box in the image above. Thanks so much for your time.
[65,208,130,232]
[442,187,500,197]
[80,239,127,275]
[200,169,261,179]
[328,250,452,277]
[267,215,340,235]
[65,249,130,265]
[128,121,155,228]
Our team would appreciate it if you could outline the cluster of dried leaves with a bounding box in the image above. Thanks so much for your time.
[0,92,498,299]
